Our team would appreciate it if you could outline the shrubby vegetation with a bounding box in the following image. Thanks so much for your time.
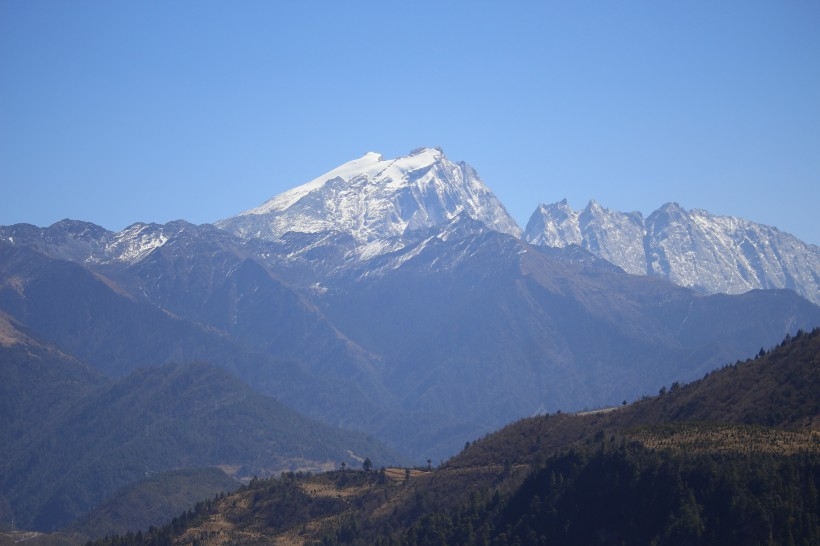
[397,445,820,546]
[86,445,820,546]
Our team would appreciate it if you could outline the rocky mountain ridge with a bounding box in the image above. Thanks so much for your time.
[216,147,521,251]
[5,149,819,307]
[524,199,820,304]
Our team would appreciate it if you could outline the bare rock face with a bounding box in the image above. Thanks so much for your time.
[525,200,820,305]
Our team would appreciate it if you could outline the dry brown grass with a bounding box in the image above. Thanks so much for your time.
[270,512,351,546]
[629,424,820,455]
[178,471,410,546]
[0,311,27,347]
[382,467,426,482]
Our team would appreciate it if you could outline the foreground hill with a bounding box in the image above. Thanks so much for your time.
[88,328,820,545]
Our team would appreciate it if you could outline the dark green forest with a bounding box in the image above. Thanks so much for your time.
[398,446,820,546]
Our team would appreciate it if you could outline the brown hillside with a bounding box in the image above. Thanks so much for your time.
[446,327,820,470]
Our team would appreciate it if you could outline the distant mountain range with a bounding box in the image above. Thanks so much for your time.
[2,147,820,534]
[5,147,817,302]
[524,199,820,305]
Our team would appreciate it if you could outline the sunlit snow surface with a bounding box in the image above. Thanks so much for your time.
[217,147,521,245]
[106,223,169,263]
[0,219,177,266]
[524,200,820,305]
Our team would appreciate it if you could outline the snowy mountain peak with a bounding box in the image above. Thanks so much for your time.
[217,148,521,245]
[524,200,820,304]
[524,200,581,247]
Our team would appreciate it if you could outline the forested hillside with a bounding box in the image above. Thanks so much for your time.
[0,348,396,533]
[86,328,820,545]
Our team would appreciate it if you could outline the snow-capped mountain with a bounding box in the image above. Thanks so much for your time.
[524,200,820,305]
[216,147,522,246]
[0,219,205,265]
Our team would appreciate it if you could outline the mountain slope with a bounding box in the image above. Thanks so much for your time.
[70,468,240,539]
[0,246,400,532]
[216,147,521,247]
[315,223,820,457]
[524,200,820,304]
[452,327,820,471]
[3,219,818,465]
[0,240,390,434]
[0,311,106,461]
[107,224,382,381]
[0,242,249,378]
[86,328,820,546]
[0,358,396,532]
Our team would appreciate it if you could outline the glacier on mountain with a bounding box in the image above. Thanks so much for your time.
[524,200,820,305]
[216,147,522,246]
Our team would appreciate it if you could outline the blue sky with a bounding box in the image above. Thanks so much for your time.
[2,1,819,244]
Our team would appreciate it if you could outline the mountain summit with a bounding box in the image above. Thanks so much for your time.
[524,200,820,305]
[216,147,521,244]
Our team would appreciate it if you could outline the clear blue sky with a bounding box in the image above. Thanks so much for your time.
[2,1,819,244]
